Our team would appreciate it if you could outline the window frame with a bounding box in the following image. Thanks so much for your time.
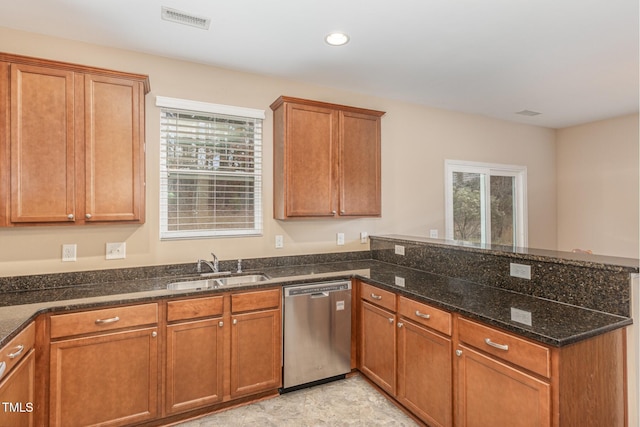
[444,159,528,248]
[156,96,265,240]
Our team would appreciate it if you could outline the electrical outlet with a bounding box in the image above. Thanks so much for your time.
[106,242,126,260]
[275,235,284,249]
[429,229,438,239]
[360,231,368,244]
[395,245,405,256]
[510,263,531,280]
[62,244,76,262]
[337,233,345,246]
[395,276,406,287]
[510,307,532,326]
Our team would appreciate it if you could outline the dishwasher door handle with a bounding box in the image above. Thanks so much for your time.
[310,292,329,298]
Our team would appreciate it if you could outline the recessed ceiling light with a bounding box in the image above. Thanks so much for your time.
[325,32,350,46]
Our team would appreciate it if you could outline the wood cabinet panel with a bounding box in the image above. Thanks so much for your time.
[359,300,396,395]
[458,317,550,378]
[339,110,381,216]
[0,322,35,377]
[166,318,224,414]
[360,282,396,311]
[231,288,280,313]
[167,296,224,322]
[10,63,75,223]
[284,102,337,217]
[0,53,148,227]
[0,349,35,427]
[84,74,144,222]
[50,303,158,338]
[397,319,452,427]
[456,344,551,427]
[271,96,384,219]
[398,296,452,336]
[230,308,281,397]
[49,327,159,427]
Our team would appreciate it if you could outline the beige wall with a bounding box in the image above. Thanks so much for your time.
[0,27,558,277]
[556,114,639,258]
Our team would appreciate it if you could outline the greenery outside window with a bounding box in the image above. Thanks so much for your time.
[157,96,265,239]
[444,160,527,248]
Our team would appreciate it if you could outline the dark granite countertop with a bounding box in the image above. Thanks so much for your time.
[0,259,631,349]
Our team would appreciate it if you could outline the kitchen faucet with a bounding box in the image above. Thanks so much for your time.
[197,252,219,273]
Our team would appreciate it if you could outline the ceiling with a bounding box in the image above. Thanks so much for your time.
[1,0,637,128]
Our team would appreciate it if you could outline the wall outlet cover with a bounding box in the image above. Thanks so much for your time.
[510,263,531,280]
[337,233,345,246]
[62,244,77,262]
[395,245,405,256]
[106,242,126,260]
[275,235,284,249]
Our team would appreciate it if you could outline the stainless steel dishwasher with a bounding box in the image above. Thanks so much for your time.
[282,280,352,391]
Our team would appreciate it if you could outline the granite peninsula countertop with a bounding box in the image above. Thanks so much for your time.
[0,259,632,349]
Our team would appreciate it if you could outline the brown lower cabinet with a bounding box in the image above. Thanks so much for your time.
[48,303,159,426]
[358,281,627,427]
[0,350,36,427]
[359,282,453,427]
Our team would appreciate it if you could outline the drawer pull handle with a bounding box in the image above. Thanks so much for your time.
[0,361,5,380]
[95,316,120,325]
[8,345,24,359]
[370,293,382,300]
[415,310,431,319]
[485,338,509,351]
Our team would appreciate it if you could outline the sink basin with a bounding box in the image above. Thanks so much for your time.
[166,279,219,291]
[167,274,270,291]
[215,274,270,286]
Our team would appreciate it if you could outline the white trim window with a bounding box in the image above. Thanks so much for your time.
[444,160,528,248]
[157,96,265,240]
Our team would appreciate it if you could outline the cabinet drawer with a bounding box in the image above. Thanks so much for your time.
[167,296,224,322]
[398,296,451,336]
[457,317,550,378]
[360,282,396,311]
[50,303,158,339]
[0,322,35,381]
[232,288,280,313]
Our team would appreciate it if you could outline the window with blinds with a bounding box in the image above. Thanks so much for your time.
[157,96,264,239]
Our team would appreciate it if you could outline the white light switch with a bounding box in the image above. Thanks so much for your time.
[275,235,284,249]
[106,242,126,260]
[337,233,345,246]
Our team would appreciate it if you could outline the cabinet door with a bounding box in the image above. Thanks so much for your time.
[456,344,551,427]
[283,102,338,217]
[0,350,35,427]
[49,327,158,427]
[10,63,76,223]
[397,319,452,427]
[360,301,396,395]
[339,111,381,216]
[84,74,144,222]
[166,318,224,414]
[230,309,281,397]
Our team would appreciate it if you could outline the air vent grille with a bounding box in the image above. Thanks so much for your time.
[161,6,211,30]
[515,109,542,117]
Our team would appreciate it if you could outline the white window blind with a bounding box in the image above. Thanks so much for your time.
[157,96,264,239]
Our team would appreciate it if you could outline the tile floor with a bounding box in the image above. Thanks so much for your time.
[172,375,418,426]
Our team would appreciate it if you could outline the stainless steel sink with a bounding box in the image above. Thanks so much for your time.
[166,279,219,291]
[215,274,269,286]
[167,274,270,291]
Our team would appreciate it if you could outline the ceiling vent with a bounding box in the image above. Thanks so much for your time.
[161,6,211,30]
[515,109,542,117]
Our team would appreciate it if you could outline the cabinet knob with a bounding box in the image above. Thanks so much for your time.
[397,322,404,328]
[456,349,462,357]
[218,321,224,327]
[151,331,157,338]
[340,210,345,214]
[388,318,394,324]
[233,319,238,325]
[67,214,74,220]
[85,213,92,219]
[331,210,337,215]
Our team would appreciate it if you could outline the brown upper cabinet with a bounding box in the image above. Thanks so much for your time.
[0,53,149,226]
[271,96,384,219]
